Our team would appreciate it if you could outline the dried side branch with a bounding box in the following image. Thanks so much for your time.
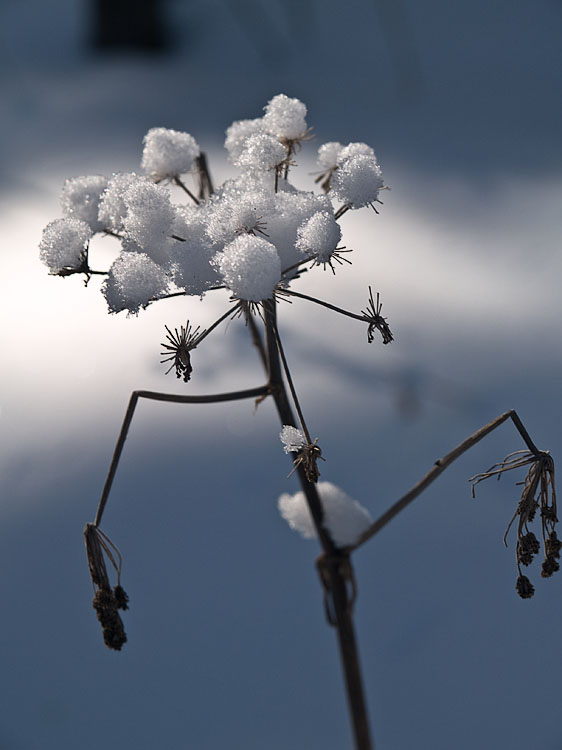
[349,410,548,552]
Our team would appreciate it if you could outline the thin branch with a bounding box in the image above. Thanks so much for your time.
[270,317,313,445]
[93,384,270,527]
[196,153,214,199]
[243,304,268,370]
[282,288,366,323]
[174,176,200,205]
[349,410,542,552]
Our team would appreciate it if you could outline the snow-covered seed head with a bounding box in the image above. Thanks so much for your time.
[278,482,373,548]
[280,426,307,453]
[60,175,108,232]
[235,133,288,172]
[141,127,200,181]
[337,142,376,165]
[263,94,308,141]
[295,211,342,265]
[98,173,150,234]
[213,234,281,302]
[102,252,169,314]
[331,154,384,209]
[317,142,343,170]
[39,218,92,275]
[122,180,175,253]
[224,118,265,163]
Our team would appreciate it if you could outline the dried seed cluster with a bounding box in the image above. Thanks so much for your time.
[471,450,558,599]
[84,523,129,650]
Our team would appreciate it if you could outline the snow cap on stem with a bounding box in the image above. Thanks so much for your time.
[141,127,200,180]
[39,217,92,275]
[278,482,373,547]
[213,234,281,302]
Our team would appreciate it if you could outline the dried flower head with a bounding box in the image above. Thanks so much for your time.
[471,449,557,599]
[84,523,128,650]
[160,321,203,382]
[361,287,394,345]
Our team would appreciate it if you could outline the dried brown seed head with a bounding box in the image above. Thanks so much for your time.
[516,575,535,599]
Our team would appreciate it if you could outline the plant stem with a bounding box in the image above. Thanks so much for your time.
[262,299,373,750]
[93,384,269,527]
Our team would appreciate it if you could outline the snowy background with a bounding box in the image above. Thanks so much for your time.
[1,0,562,748]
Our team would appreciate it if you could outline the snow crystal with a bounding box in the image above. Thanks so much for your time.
[224,118,265,163]
[263,94,307,141]
[39,218,92,274]
[60,175,108,232]
[102,252,169,314]
[235,133,287,172]
[141,127,200,180]
[317,142,343,170]
[98,173,150,233]
[331,154,384,209]
[337,142,376,165]
[280,425,307,453]
[278,482,373,547]
[213,234,281,302]
[295,211,342,264]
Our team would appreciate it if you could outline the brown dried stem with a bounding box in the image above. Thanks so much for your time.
[349,410,542,552]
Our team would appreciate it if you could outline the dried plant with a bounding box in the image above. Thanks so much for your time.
[40,94,556,750]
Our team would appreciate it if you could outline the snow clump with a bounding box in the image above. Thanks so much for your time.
[213,234,281,302]
[39,218,92,275]
[141,127,200,180]
[60,175,108,232]
[295,211,342,265]
[331,154,384,209]
[224,118,265,163]
[280,426,307,453]
[278,482,373,547]
[97,173,150,234]
[263,94,308,141]
[235,133,287,172]
[102,252,169,314]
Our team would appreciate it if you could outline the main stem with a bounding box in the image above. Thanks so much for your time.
[262,300,373,750]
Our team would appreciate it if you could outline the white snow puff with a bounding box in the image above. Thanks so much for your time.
[224,118,266,163]
[235,133,287,172]
[213,234,281,302]
[102,251,169,314]
[280,425,307,453]
[39,218,92,274]
[296,211,342,264]
[331,154,384,209]
[278,481,373,547]
[60,175,108,232]
[263,94,308,141]
[141,127,200,181]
